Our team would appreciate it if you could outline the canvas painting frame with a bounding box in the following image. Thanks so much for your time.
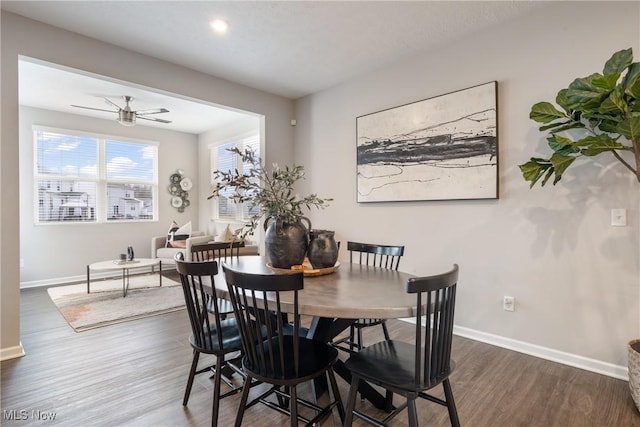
[356,81,498,203]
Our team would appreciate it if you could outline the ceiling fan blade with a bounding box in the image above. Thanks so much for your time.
[137,116,172,124]
[71,105,117,113]
[135,108,169,115]
[103,97,122,110]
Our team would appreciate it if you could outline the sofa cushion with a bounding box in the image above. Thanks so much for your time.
[166,221,191,248]
[156,246,185,260]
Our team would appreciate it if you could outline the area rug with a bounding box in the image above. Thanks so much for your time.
[47,274,185,332]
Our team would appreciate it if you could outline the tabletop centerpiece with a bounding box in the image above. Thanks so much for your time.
[208,146,332,268]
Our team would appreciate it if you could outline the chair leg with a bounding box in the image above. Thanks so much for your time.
[384,389,394,412]
[183,350,200,406]
[343,376,360,426]
[381,319,390,341]
[327,368,345,422]
[289,385,298,427]
[235,373,252,427]
[407,397,418,427]
[211,356,223,427]
[349,324,356,351]
[442,378,460,427]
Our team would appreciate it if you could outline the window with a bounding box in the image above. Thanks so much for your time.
[34,127,158,224]
[210,133,260,221]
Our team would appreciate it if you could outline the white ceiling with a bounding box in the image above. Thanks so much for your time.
[3,1,546,133]
[18,59,254,134]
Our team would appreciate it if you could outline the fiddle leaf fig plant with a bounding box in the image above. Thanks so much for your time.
[519,48,640,187]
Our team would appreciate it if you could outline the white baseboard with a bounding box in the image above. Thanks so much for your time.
[453,325,628,381]
[0,342,25,361]
[21,274,87,289]
[20,267,171,289]
[398,318,628,381]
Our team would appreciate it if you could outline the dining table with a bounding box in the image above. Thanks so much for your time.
[210,255,419,411]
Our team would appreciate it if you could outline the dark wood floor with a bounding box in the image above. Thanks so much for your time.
[1,283,638,426]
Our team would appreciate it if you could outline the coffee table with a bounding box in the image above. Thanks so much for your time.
[86,258,162,297]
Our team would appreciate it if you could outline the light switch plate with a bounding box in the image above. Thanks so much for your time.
[611,208,627,226]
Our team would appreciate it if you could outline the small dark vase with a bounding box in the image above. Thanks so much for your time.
[264,216,311,269]
[308,229,339,269]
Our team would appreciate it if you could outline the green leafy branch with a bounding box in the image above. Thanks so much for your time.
[519,48,640,187]
[208,146,332,240]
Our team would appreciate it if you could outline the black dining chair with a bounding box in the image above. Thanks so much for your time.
[333,241,405,353]
[175,256,245,427]
[191,240,245,262]
[189,242,245,316]
[222,265,345,427]
[343,264,461,427]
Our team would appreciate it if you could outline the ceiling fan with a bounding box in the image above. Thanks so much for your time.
[71,95,171,126]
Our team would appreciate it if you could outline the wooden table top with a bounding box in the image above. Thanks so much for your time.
[217,256,417,319]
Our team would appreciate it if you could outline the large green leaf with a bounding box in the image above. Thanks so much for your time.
[599,119,623,134]
[617,115,640,141]
[565,75,609,110]
[549,152,576,183]
[592,73,620,91]
[519,159,551,188]
[624,62,640,98]
[603,48,633,75]
[530,102,566,123]
[539,121,584,132]
[576,134,625,156]
[547,134,579,155]
[598,89,626,114]
[555,89,571,113]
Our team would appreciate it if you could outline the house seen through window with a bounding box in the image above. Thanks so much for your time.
[34,127,158,224]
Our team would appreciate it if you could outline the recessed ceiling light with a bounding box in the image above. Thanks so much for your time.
[210,18,229,34]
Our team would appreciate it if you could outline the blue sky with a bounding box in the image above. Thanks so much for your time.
[37,130,155,181]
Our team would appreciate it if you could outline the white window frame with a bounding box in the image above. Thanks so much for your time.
[33,125,159,225]
[209,131,260,223]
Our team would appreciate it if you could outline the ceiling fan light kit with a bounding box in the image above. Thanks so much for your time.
[118,109,136,126]
[72,95,171,127]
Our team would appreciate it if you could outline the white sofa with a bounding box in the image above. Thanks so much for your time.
[151,232,260,267]
[151,231,212,266]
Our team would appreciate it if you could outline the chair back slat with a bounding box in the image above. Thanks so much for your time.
[175,258,226,350]
[406,264,459,386]
[191,241,245,262]
[223,265,304,380]
[347,241,405,271]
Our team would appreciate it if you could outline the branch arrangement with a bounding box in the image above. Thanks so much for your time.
[208,146,332,240]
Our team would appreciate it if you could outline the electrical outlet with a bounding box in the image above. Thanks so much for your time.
[503,296,515,312]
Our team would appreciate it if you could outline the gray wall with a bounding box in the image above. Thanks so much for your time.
[1,12,294,359]
[294,1,640,373]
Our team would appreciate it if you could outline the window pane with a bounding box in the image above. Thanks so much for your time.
[217,143,238,219]
[37,180,96,222]
[36,131,97,178]
[106,140,156,181]
[106,183,154,221]
[34,128,158,224]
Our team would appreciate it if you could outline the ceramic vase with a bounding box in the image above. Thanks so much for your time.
[264,216,310,269]
[308,229,339,269]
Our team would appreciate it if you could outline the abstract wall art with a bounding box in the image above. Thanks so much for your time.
[356,81,498,202]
